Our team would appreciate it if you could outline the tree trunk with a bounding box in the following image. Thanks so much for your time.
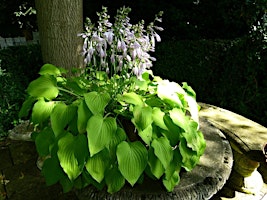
[35,0,84,72]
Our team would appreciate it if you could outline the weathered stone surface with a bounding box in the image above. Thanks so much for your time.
[8,140,37,165]
[75,118,233,200]
[199,103,267,162]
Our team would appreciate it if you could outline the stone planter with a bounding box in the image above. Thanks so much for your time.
[74,118,233,200]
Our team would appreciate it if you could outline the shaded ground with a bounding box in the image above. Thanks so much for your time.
[0,138,266,200]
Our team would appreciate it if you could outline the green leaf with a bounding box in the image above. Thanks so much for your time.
[59,174,74,193]
[35,127,55,156]
[19,96,36,118]
[119,92,144,106]
[162,114,182,146]
[180,122,206,153]
[105,165,125,194]
[163,171,180,192]
[164,150,182,180]
[86,115,117,156]
[152,107,168,130]
[116,141,148,186]
[39,64,61,76]
[151,137,173,169]
[132,105,153,131]
[182,82,196,98]
[27,75,59,100]
[169,108,190,132]
[157,80,184,108]
[58,133,89,180]
[32,98,55,124]
[51,103,77,137]
[148,148,165,179]
[84,91,110,115]
[138,124,153,145]
[179,138,200,171]
[77,100,92,134]
[108,127,127,158]
[85,149,110,183]
[42,156,65,186]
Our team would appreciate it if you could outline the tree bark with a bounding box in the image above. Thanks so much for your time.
[35,0,84,72]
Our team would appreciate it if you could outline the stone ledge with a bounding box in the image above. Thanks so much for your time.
[198,103,267,162]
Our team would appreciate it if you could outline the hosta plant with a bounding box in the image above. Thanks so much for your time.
[19,7,206,194]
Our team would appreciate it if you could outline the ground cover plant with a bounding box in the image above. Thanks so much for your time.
[0,45,42,138]
[19,7,206,193]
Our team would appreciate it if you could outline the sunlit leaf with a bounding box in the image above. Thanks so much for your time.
[51,103,77,137]
[119,92,144,106]
[163,114,182,146]
[151,137,173,169]
[179,138,200,171]
[148,148,165,179]
[87,115,117,156]
[77,100,92,134]
[138,124,153,145]
[84,91,110,115]
[117,141,148,186]
[32,98,55,124]
[27,75,59,100]
[152,107,168,130]
[58,133,89,180]
[163,171,180,192]
[39,64,61,76]
[85,149,110,183]
[157,80,185,108]
[132,105,153,131]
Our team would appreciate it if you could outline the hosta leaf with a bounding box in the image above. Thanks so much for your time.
[77,100,92,134]
[182,82,196,98]
[116,141,148,186]
[84,91,110,115]
[51,103,77,137]
[39,64,61,76]
[151,137,173,169]
[152,107,168,130]
[85,149,110,183]
[163,171,180,192]
[184,95,199,124]
[165,150,182,180]
[105,165,125,194]
[179,138,200,171]
[42,156,65,186]
[162,114,182,146]
[132,105,153,131]
[138,124,153,145]
[27,75,59,100]
[58,133,89,180]
[19,96,36,118]
[108,127,127,158]
[157,80,184,108]
[169,108,190,132]
[119,92,144,106]
[59,174,74,193]
[148,148,165,179]
[180,122,206,153]
[35,127,55,156]
[32,98,55,124]
[86,115,117,156]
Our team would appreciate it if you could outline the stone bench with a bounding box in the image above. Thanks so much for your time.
[198,103,267,195]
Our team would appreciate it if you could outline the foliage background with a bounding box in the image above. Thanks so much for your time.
[0,0,267,137]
